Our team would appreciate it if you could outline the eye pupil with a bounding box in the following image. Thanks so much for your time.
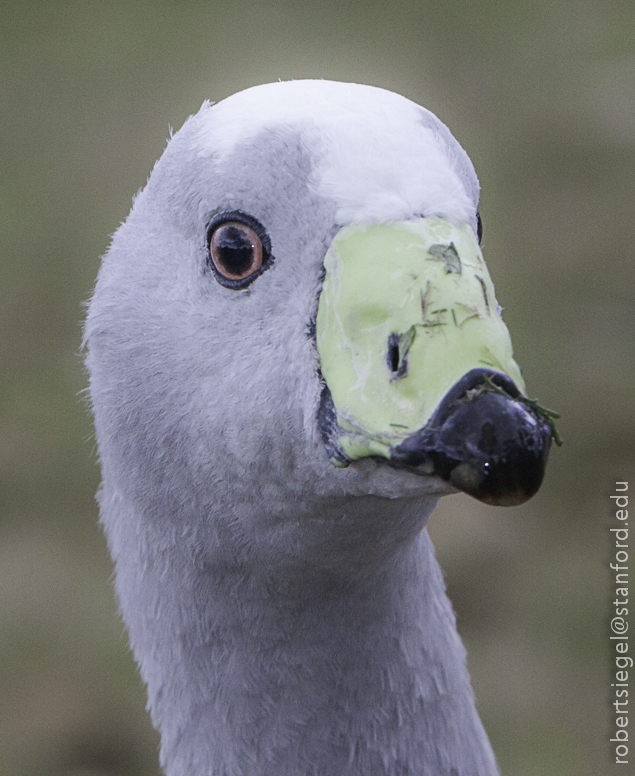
[213,225,256,276]
[208,219,265,283]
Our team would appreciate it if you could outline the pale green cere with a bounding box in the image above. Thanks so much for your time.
[315,218,525,461]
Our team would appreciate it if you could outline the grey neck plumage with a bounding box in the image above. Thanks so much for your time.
[103,486,500,776]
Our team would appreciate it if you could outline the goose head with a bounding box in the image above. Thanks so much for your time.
[85,80,554,776]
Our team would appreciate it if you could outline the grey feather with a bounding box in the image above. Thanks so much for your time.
[85,80,499,776]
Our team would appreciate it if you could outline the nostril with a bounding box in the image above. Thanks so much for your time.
[387,333,401,373]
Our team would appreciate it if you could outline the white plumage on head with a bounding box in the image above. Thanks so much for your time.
[196,80,478,225]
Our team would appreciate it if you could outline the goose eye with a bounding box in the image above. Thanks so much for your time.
[206,211,272,288]
[209,222,263,280]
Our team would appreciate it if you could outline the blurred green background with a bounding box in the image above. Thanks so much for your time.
[1,1,633,774]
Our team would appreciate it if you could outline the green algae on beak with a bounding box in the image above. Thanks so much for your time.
[316,218,525,463]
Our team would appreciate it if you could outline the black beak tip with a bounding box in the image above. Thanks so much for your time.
[391,370,553,506]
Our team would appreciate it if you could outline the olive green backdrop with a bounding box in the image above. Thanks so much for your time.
[1,1,633,774]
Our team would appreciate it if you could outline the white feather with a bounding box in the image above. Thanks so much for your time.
[197,80,477,225]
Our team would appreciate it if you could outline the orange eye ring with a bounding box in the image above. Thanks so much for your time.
[209,222,263,280]
[206,212,272,288]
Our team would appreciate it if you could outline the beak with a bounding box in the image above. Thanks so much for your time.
[316,218,554,506]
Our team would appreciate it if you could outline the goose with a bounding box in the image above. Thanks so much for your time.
[84,80,554,776]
